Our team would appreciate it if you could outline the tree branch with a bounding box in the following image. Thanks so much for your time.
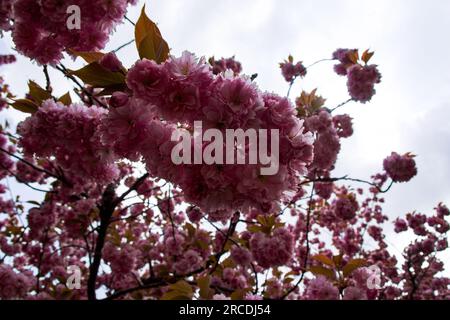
[87,184,116,300]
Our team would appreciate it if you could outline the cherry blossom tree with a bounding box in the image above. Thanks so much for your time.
[0,1,448,300]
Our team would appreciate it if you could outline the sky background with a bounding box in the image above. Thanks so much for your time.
[1,0,450,257]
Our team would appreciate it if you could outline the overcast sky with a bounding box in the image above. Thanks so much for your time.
[1,0,450,254]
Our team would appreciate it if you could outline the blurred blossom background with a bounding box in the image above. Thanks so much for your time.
[1,0,450,261]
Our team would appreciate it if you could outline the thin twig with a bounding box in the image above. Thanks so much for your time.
[305,58,333,70]
[281,182,315,299]
[302,175,394,194]
[113,39,135,53]
[43,65,51,92]
[330,98,353,113]
[0,163,53,193]
[124,16,136,26]
[0,147,59,180]
[287,77,297,98]
[54,64,108,109]
[115,173,150,206]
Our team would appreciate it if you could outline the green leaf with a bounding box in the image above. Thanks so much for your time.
[333,254,344,269]
[221,257,236,269]
[28,81,52,104]
[161,291,192,300]
[170,280,193,296]
[308,266,336,280]
[58,92,72,105]
[283,277,294,284]
[162,280,193,300]
[70,50,105,64]
[247,225,262,233]
[69,62,125,88]
[135,5,170,63]
[197,275,213,299]
[343,258,367,277]
[361,49,375,64]
[10,99,39,114]
[312,254,335,267]
[230,289,245,300]
[185,223,196,238]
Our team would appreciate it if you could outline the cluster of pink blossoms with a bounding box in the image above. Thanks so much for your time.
[249,227,294,268]
[280,55,307,82]
[333,193,359,220]
[0,54,16,65]
[14,158,46,184]
[333,49,382,103]
[106,51,315,217]
[0,0,14,31]
[0,76,11,111]
[0,265,33,299]
[1,0,136,65]
[0,130,14,180]
[18,100,118,185]
[27,202,59,240]
[305,276,339,300]
[383,152,417,183]
[305,110,353,171]
[209,56,242,75]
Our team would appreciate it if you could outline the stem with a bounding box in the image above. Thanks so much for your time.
[286,78,297,98]
[115,173,150,205]
[305,58,333,70]
[281,182,315,299]
[124,16,136,26]
[0,163,53,193]
[36,229,49,294]
[330,98,353,113]
[87,184,116,300]
[43,65,51,92]
[209,213,239,275]
[54,64,108,109]
[113,39,135,53]
[303,175,394,194]
[0,147,61,181]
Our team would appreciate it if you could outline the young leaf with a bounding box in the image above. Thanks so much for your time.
[58,92,72,105]
[230,289,245,300]
[348,50,360,65]
[28,80,52,104]
[135,5,170,63]
[361,50,375,64]
[161,280,193,300]
[170,280,193,296]
[308,265,336,280]
[343,258,367,277]
[247,224,262,233]
[69,62,125,88]
[70,50,105,64]
[10,99,39,114]
[312,254,335,267]
[197,275,213,299]
[333,254,344,269]
[161,291,192,300]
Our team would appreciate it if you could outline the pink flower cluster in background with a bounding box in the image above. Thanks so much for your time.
[332,48,381,103]
[1,0,136,65]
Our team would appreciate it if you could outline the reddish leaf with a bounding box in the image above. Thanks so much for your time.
[135,5,170,63]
